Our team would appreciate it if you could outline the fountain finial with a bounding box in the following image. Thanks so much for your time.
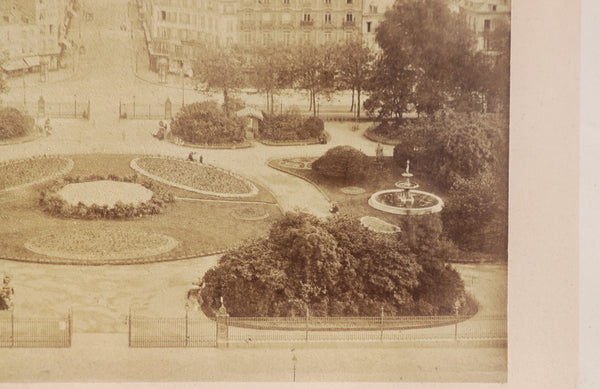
[406,160,410,174]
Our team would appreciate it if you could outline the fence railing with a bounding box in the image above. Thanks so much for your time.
[119,98,182,120]
[0,98,90,120]
[128,311,216,348]
[0,311,72,348]
[128,311,506,348]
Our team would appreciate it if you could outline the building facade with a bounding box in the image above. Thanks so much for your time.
[459,0,511,51]
[0,0,72,77]
[139,0,392,73]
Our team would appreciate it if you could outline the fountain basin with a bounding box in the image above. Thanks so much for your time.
[368,189,444,216]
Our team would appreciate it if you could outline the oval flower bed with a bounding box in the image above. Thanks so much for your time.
[39,175,175,219]
[360,216,401,234]
[24,228,178,262]
[0,156,73,191]
[131,156,259,198]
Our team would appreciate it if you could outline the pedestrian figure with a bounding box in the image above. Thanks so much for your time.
[199,154,203,164]
[188,151,196,162]
[329,202,339,214]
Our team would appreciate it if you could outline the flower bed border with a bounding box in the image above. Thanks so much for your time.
[131,156,259,198]
[0,155,74,193]
[39,175,175,220]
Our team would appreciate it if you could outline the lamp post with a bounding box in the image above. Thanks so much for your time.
[292,354,297,382]
[133,95,136,118]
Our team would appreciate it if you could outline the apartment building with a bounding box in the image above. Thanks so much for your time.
[459,0,511,51]
[140,0,376,73]
[0,0,71,77]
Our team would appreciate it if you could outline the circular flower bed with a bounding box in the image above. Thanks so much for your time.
[0,156,73,191]
[131,157,258,198]
[40,175,174,219]
[340,186,366,195]
[230,206,270,221]
[24,228,178,262]
[360,216,401,234]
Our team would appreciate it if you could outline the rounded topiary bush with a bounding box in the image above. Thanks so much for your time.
[303,117,324,138]
[312,145,368,182]
[170,101,245,145]
[0,107,35,140]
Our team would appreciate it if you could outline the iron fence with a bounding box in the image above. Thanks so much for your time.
[0,98,90,119]
[0,312,72,348]
[119,99,182,120]
[128,312,506,348]
[128,311,216,348]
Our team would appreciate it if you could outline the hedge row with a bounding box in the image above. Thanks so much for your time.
[258,111,325,142]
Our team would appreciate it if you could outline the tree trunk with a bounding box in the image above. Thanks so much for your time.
[308,90,313,112]
[223,87,229,116]
[357,88,361,119]
[271,92,274,115]
[266,91,270,114]
[350,88,355,112]
[312,92,317,117]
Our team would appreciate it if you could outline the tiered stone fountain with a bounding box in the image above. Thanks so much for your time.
[368,160,443,216]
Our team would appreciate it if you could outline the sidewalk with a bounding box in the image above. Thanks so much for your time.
[0,333,506,382]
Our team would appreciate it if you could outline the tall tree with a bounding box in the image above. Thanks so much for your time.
[292,43,338,117]
[192,45,246,116]
[249,45,295,115]
[366,0,481,118]
[482,19,511,114]
[336,40,375,118]
[0,52,9,97]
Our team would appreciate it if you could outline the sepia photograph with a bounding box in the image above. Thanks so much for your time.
[0,0,578,385]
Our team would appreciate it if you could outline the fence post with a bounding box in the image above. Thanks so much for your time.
[185,310,189,347]
[11,311,14,348]
[68,308,72,347]
[128,307,132,347]
[305,306,309,342]
[38,95,45,117]
[454,310,458,340]
[380,307,384,342]
[165,97,172,119]
[215,298,229,348]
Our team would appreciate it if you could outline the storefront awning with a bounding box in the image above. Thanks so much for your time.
[23,56,40,68]
[1,59,27,72]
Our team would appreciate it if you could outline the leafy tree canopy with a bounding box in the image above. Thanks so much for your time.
[200,213,471,317]
[367,0,484,117]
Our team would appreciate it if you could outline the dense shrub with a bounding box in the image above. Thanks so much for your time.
[258,111,325,141]
[441,173,499,252]
[0,107,34,140]
[311,145,368,182]
[170,101,245,144]
[200,213,474,317]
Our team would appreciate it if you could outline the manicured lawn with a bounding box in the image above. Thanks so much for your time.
[270,156,447,227]
[0,154,281,264]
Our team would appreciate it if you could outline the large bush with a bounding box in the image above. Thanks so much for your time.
[441,172,499,252]
[0,107,34,140]
[200,213,473,317]
[170,101,245,144]
[258,111,324,141]
[311,145,368,182]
